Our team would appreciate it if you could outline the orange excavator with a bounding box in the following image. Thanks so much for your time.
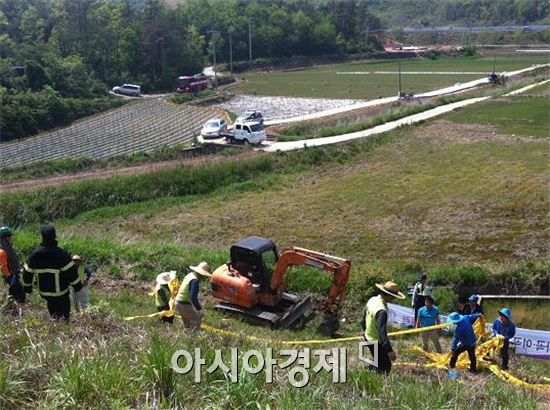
[210,236,351,335]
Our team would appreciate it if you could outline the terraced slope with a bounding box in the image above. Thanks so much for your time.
[0,99,217,167]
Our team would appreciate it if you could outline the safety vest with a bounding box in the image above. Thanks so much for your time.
[415,283,432,296]
[155,284,171,308]
[0,249,9,278]
[175,272,198,303]
[23,261,79,297]
[364,295,388,341]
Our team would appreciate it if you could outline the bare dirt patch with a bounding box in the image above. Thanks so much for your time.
[410,119,538,144]
[92,273,153,294]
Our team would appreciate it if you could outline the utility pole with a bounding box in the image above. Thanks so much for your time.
[398,62,402,97]
[364,19,369,49]
[212,34,217,90]
[229,28,234,74]
[207,29,218,90]
[248,18,252,62]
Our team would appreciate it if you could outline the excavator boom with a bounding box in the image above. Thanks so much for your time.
[269,246,351,315]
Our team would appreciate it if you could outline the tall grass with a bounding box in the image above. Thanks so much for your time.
[142,335,177,404]
[0,362,29,409]
[1,286,547,409]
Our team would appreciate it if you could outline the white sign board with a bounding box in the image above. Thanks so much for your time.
[387,303,550,360]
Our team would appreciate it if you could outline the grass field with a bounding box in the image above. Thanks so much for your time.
[1,85,549,408]
[234,56,549,99]
[448,96,550,137]
[525,81,550,96]
[56,113,549,265]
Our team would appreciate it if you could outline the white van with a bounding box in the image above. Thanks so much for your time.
[227,120,266,145]
[112,84,141,97]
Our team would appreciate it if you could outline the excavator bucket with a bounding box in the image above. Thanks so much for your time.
[214,292,312,329]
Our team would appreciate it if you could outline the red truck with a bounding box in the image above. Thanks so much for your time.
[176,74,208,93]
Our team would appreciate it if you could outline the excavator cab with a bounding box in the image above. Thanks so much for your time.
[230,236,278,291]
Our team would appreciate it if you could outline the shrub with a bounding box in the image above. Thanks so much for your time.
[429,266,489,287]
[231,61,250,73]
[216,76,236,86]
[458,45,478,57]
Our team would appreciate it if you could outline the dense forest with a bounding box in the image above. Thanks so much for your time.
[0,0,384,141]
[367,0,549,27]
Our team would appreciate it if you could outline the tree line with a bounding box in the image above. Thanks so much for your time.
[368,0,549,28]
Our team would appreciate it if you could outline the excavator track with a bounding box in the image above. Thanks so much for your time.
[214,292,312,329]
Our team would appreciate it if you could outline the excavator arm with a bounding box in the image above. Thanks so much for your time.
[269,246,351,316]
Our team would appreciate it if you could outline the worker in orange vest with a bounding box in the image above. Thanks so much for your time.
[0,226,26,305]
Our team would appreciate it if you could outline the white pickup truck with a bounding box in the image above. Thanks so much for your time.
[221,120,266,145]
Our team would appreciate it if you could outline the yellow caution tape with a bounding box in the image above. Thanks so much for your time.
[125,308,176,320]
[201,322,452,345]
[125,308,549,390]
[125,309,452,344]
[389,323,453,337]
[412,334,550,391]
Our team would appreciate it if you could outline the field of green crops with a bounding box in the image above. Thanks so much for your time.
[234,56,549,99]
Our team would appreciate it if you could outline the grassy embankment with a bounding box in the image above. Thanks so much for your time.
[0,95,549,408]
[235,56,549,99]
[2,290,548,409]
[168,90,217,104]
[0,145,242,184]
[1,93,548,308]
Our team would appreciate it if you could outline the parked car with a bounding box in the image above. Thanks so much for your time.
[225,120,266,145]
[236,110,263,124]
[112,84,141,97]
[200,118,228,139]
